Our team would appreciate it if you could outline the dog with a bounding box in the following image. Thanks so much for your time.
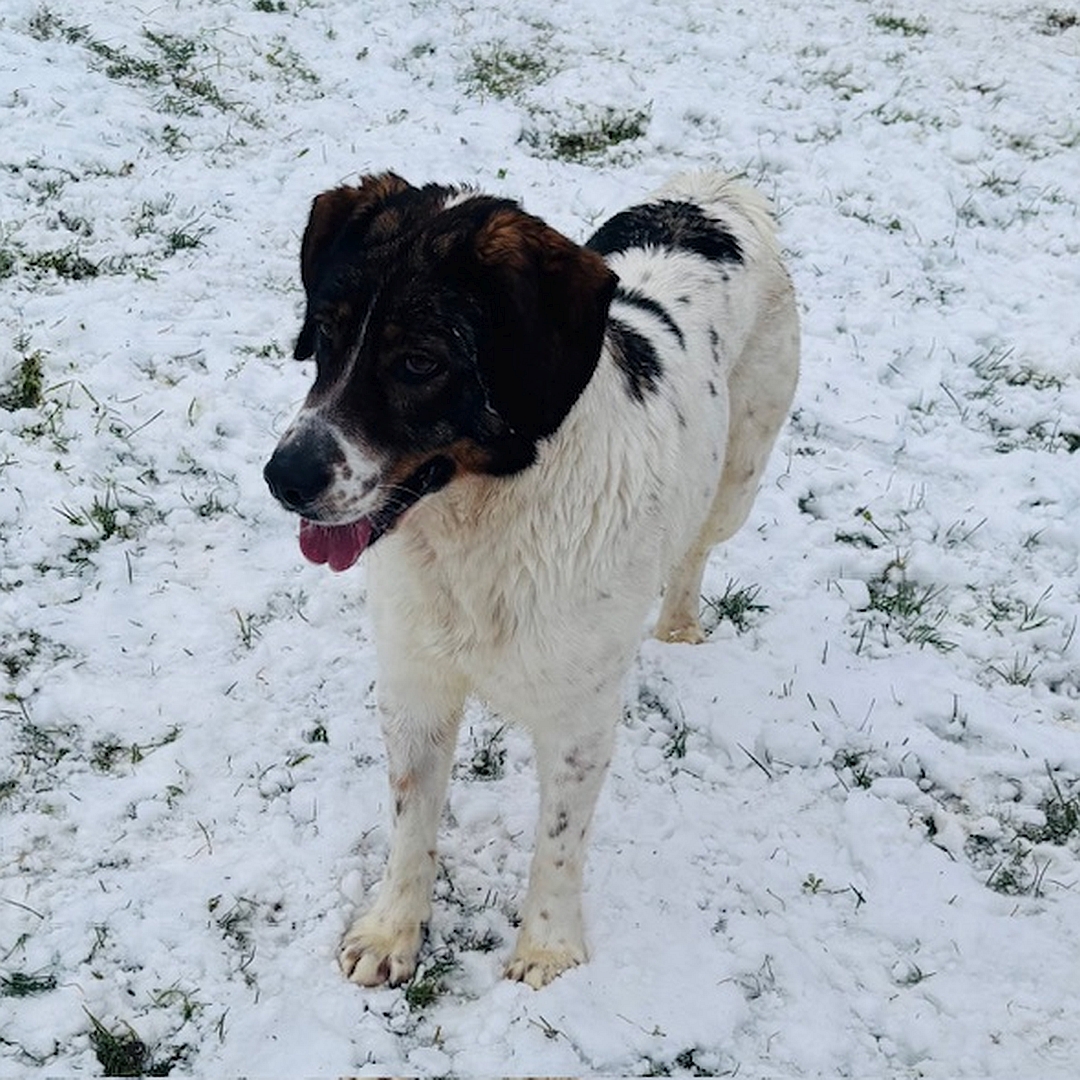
[264,171,799,989]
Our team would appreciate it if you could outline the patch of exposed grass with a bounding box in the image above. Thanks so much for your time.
[464,725,507,780]
[869,102,940,130]
[0,240,104,282]
[1042,9,1079,33]
[858,555,955,653]
[56,486,148,563]
[985,858,1031,895]
[27,246,102,279]
[28,10,253,123]
[85,1010,186,1077]
[832,748,877,790]
[404,952,459,1011]
[941,346,1080,454]
[1,235,146,283]
[961,768,1080,899]
[236,340,287,360]
[3,630,65,683]
[644,1045,738,1076]
[131,197,213,255]
[1020,771,1080,846]
[983,586,1054,634]
[988,653,1041,687]
[10,711,80,777]
[702,579,768,635]
[1,971,57,997]
[265,36,320,86]
[636,679,690,761]
[0,342,46,411]
[90,725,180,773]
[0,245,17,280]
[464,42,554,100]
[872,12,930,36]
[210,896,258,975]
[524,105,650,162]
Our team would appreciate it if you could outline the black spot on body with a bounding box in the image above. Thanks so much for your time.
[586,200,743,265]
[709,326,722,368]
[563,750,597,785]
[608,318,662,403]
[612,286,685,348]
[549,810,570,839]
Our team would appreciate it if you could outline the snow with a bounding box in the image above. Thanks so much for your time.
[2,0,1079,1075]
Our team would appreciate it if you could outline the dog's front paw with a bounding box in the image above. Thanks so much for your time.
[505,937,586,989]
[339,912,423,987]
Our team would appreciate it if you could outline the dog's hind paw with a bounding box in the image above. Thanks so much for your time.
[654,617,706,645]
[339,915,422,987]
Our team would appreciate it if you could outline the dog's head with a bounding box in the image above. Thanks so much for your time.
[264,172,617,570]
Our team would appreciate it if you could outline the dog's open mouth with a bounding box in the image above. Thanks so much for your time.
[297,455,456,572]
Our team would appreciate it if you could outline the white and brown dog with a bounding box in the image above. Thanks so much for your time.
[265,171,799,989]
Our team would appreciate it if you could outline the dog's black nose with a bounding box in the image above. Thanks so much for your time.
[264,429,338,514]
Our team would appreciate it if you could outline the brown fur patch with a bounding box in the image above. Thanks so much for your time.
[300,173,411,291]
[380,439,495,493]
[475,208,614,295]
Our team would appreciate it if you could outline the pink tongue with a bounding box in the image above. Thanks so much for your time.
[299,519,374,572]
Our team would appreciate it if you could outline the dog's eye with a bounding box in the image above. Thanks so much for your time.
[397,355,445,383]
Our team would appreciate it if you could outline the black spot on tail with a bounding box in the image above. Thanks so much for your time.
[608,318,662,402]
[586,200,743,265]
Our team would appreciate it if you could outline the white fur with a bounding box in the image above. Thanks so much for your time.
[339,172,800,989]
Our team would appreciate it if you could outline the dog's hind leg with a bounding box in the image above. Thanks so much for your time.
[340,669,467,987]
[655,294,799,644]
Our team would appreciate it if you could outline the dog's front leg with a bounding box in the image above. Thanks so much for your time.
[340,677,464,987]
[506,705,616,989]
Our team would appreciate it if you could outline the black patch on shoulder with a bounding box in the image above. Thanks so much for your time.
[608,318,663,402]
[612,286,685,349]
[586,200,743,264]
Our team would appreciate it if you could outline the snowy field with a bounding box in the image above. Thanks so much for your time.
[2,0,1079,1075]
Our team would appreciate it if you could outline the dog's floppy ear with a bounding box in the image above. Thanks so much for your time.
[294,172,412,360]
[471,208,617,441]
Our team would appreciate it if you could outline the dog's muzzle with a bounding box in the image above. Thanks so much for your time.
[263,425,344,516]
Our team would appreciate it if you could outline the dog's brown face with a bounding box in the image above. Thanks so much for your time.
[264,173,617,570]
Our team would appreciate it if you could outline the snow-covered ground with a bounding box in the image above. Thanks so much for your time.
[2,0,1079,1074]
